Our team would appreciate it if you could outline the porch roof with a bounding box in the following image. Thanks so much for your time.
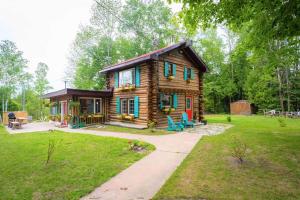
[42,88,113,99]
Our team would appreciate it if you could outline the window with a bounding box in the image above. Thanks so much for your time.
[121,98,135,115]
[80,98,102,114]
[186,98,191,109]
[187,68,192,79]
[161,94,173,107]
[129,99,134,114]
[51,106,57,115]
[119,68,135,87]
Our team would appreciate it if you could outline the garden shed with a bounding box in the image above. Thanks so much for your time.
[230,100,253,115]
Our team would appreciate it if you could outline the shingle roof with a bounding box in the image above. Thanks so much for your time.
[100,40,207,73]
[42,88,113,99]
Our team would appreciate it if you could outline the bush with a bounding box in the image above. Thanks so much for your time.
[147,120,157,132]
[227,116,232,122]
[231,136,247,164]
[277,118,287,127]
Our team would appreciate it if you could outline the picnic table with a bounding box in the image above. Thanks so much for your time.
[16,117,27,125]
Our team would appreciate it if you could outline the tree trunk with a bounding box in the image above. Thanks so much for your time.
[286,67,291,112]
[277,67,285,112]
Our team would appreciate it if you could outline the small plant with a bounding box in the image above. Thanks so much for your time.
[45,137,58,166]
[277,118,286,127]
[231,136,247,164]
[227,115,232,122]
[128,140,147,152]
[147,120,157,132]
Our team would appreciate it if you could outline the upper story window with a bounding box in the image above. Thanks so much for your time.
[119,68,135,87]
[184,66,195,81]
[164,61,176,78]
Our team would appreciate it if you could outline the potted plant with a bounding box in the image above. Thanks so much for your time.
[168,75,175,80]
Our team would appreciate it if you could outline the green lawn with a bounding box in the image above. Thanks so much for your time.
[154,115,300,200]
[0,125,154,200]
[86,125,172,135]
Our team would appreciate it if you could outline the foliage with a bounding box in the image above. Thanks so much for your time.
[45,137,58,166]
[231,136,247,164]
[68,0,182,90]
[147,120,157,132]
[226,116,231,122]
[277,118,287,127]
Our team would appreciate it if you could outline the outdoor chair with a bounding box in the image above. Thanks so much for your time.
[167,115,184,132]
[181,112,194,128]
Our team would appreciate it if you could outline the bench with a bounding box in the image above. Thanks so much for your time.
[10,122,21,130]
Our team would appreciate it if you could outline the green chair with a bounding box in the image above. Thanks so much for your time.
[167,116,184,131]
[181,112,194,128]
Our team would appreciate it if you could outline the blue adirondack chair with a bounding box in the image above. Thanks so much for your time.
[167,116,184,131]
[181,112,194,128]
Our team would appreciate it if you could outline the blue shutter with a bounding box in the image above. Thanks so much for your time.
[134,96,139,118]
[172,64,176,77]
[164,62,169,77]
[191,68,195,80]
[114,72,119,88]
[184,66,187,80]
[173,94,178,109]
[135,66,140,87]
[116,97,120,114]
[159,93,164,109]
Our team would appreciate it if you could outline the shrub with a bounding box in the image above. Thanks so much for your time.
[227,116,232,122]
[277,118,286,127]
[45,135,59,166]
[128,140,148,151]
[147,120,157,132]
[231,136,247,164]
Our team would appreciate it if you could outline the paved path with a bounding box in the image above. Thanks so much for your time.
[61,125,230,200]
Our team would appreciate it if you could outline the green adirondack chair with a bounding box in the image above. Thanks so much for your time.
[167,116,184,131]
[181,112,194,128]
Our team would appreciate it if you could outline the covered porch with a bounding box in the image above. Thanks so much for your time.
[43,88,113,127]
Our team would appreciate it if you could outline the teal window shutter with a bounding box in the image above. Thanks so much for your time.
[191,68,195,80]
[134,96,139,118]
[173,94,178,109]
[184,66,187,80]
[114,72,119,88]
[116,97,120,114]
[172,64,176,77]
[135,66,140,87]
[164,62,169,77]
[159,93,164,109]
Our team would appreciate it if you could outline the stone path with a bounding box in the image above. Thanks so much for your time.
[61,124,231,200]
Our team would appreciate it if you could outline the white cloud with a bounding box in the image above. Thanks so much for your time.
[0,0,94,91]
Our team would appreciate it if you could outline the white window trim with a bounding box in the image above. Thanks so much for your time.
[120,98,134,115]
[119,68,135,87]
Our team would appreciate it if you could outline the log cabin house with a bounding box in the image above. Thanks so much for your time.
[43,40,207,128]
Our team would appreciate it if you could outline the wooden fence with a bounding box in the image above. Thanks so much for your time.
[2,111,28,125]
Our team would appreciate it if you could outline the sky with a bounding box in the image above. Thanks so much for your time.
[0,0,182,92]
[0,0,94,91]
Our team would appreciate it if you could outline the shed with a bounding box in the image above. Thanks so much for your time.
[230,100,253,115]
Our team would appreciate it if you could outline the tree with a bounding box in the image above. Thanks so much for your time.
[34,62,52,120]
[0,40,28,113]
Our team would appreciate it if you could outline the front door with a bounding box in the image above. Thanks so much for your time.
[61,101,68,125]
[186,96,193,121]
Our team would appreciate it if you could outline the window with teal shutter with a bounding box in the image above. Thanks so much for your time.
[114,72,119,88]
[134,96,139,118]
[184,66,187,80]
[164,62,169,77]
[116,96,120,114]
[191,68,195,80]
[135,66,140,87]
[172,64,176,77]
[173,94,178,109]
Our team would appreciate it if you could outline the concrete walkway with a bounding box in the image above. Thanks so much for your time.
[61,125,231,200]
[6,123,230,200]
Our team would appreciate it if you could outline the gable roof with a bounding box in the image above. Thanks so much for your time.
[99,40,207,73]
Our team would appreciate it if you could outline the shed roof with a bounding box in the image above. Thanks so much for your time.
[42,88,113,99]
[100,40,208,73]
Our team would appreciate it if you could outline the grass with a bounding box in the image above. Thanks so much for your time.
[86,125,172,135]
[0,125,154,200]
[154,115,300,200]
